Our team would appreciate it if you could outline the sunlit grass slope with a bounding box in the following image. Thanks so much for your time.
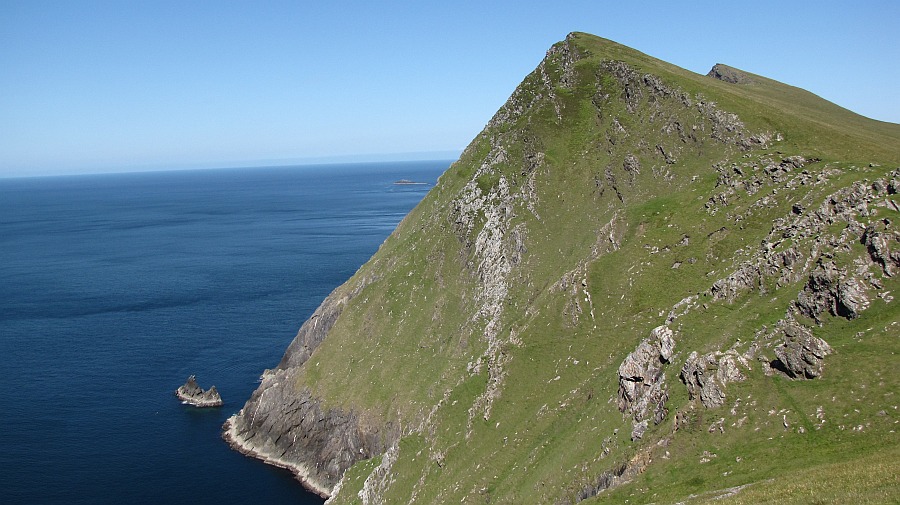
[266,32,899,504]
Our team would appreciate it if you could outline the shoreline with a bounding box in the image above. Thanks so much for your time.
[222,416,332,499]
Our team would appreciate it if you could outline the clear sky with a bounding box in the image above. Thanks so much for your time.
[1,0,897,177]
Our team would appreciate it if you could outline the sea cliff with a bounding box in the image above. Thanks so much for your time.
[226,32,900,503]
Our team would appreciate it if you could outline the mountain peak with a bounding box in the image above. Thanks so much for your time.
[225,32,900,504]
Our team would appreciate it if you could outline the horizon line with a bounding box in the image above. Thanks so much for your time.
[0,150,464,179]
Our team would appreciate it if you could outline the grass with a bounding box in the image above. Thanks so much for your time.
[679,444,899,505]
[256,32,900,504]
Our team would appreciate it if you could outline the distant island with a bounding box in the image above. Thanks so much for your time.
[393,179,428,185]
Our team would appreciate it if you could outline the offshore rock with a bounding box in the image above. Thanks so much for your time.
[175,375,222,407]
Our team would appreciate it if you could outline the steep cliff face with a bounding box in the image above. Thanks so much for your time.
[226,33,900,503]
[223,274,393,496]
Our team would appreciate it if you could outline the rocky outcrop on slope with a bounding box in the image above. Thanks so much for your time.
[680,349,750,409]
[795,260,870,321]
[708,169,900,313]
[771,319,833,379]
[175,375,222,407]
[862,222,900,277]
[707,63,754,85]
[617,325,675,439]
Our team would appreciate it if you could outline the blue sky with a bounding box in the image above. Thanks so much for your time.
[1,1,898,177]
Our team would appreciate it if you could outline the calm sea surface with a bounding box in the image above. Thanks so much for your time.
[0,161,448,504]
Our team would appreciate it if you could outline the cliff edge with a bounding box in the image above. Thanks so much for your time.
[226,32,900,504]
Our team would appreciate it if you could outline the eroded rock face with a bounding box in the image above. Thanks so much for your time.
[796,260,870,321]
[176,375,222,407]
[618,325,675,438]
[706,63,754,85]
[680,350,749,409]
[224,368,395,497]
[223,277,385,497]
[773,322,833,379]
[862,225,900,277]
[278,276,375,369]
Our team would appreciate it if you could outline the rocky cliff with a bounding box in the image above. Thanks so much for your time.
[226,33,900,504]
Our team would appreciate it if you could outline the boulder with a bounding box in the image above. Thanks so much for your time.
[773,323,833,379]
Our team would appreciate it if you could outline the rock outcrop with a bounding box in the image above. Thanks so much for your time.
[223,369,394,497]
[222,277,386,496]
[618,325,675,439]
[175,375,222,407]
[862,223,900,276]
[707,63,754,85]
[772,321,833,379]
[680,350,749,409]
[795,260,870,321]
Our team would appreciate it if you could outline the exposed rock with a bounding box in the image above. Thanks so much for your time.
[600,59,757,148]
[795,260,870,321]
[223,368,396,497]
[357,442,399,505]
[838,277,871,317]
[772,322,833,379]
[618,325,675,430]
[658,327,676,362]
[279,275,376,369]
[707,64,754,85]
[709,246,803,302]
[223,275,384,497]
[175,375,222,407]
[707,167,898,311]
[569,443,656,504]
[623,153,641,182]
[680,350,749,408]
[862,225,900,276]
[630,420,648,441]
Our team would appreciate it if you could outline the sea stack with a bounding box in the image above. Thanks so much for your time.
[175,375,223,407]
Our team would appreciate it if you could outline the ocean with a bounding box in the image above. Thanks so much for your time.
[0,161,449,504]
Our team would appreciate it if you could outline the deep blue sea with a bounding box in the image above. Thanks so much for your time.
[0,161,448,504]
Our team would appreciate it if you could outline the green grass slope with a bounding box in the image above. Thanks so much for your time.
[237,33,899,504]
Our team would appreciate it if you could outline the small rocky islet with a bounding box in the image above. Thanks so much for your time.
[175,375,222,407]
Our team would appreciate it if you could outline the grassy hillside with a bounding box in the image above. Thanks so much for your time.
[227,32,899,504]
